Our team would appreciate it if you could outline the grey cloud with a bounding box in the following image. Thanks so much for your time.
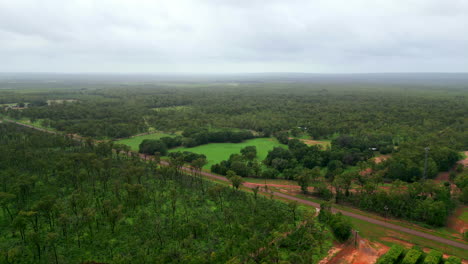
[0,0,467,73]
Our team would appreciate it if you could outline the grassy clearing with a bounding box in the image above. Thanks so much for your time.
[115,132,176,151]
[291,135,331,148]
[169,137,286,168]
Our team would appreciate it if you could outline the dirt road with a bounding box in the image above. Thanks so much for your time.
[177,159,468,250]
[5,119,468,251]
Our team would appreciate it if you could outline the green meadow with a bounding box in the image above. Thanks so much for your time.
[115,132,176,151]
[169,137,287,168]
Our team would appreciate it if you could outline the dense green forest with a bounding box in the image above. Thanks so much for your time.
[0,123,333,263]
[209,138,461,226]
[2,83,467,148]
[1,81,467,228]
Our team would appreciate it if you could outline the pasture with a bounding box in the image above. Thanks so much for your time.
[115,132,176,151]
[169,137,287,168]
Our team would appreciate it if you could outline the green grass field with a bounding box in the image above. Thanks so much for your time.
[115,132,176,151]
[169,137,287,168]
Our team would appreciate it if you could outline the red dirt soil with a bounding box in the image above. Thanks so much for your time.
[373,155,391,164]
[321,238,388,264]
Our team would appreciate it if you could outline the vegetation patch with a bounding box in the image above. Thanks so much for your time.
[115,132,176,151]
[169,137,286,168]
[0,123,332,263]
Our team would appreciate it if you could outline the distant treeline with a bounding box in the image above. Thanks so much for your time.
[2,83,466,151]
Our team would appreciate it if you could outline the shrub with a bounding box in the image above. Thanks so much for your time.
[423,250,442,264]
[445,256,461,264]
[376,245,404,264]
[313,183,333,201]
[329,213,352,242]
[138,139,167,156]
[401,249,423,264]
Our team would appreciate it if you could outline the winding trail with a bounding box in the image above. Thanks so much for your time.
[4,118,468,251]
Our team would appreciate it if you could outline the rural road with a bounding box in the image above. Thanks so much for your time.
[192,165,468,250]
[5,119,468,251]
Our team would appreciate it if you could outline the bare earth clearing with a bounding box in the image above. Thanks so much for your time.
[319,238,388,264]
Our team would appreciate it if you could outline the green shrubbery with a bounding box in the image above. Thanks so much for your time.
[423,250,443,264]
[445,256,462,264]
[376,244,404,264]
[401,248,423,264]
[377,245,463,264]
[318,203,352,242]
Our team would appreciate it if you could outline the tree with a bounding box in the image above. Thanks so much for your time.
[455,173,468,204]
[240,146,257,160]
[191,157,207,176]
[296,169,312,194]
[0,192,16,221]
[329,213,352,242]
[139,139,167,156]
[333,171,356,202]
[230,176,244,190]
[288,201,298,222]
[252,186,260,200]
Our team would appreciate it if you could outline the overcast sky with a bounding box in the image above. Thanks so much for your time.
[1,0,467,73]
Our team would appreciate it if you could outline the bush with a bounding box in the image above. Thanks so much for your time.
[313,183,333,201]
[380,145,394,154]
[329,213,352,242]
[401,249,423,264]
[376,245,404,264]
[423,250,442,264]
[445,256,461,264]
[138,139,168,156]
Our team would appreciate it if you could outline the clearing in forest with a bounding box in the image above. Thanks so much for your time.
[115,132,177,151]
[289,137,331,148]
[169,137,287,168]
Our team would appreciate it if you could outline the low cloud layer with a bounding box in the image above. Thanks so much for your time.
[1,0,467,73]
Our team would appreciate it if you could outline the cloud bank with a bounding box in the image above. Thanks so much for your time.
[1,0,467,73]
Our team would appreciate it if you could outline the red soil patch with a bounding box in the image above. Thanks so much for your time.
[322,238,388,264]
[374,155,391,164]
[318,244,345,264]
